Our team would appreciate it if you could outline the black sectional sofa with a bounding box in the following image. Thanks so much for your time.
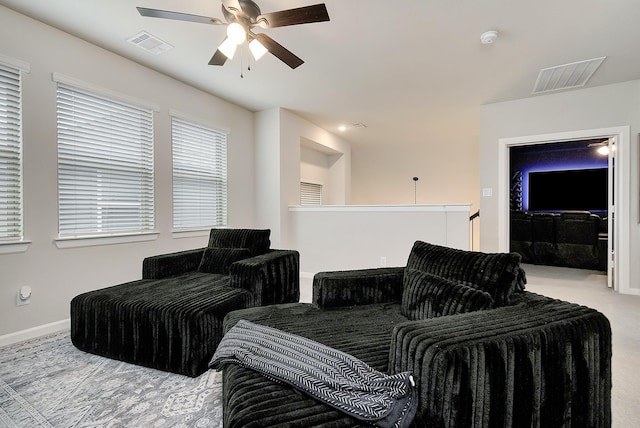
[217,241,611,427]
[511,210,607,270]
[71,228,299,377]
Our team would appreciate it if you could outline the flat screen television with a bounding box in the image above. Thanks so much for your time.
[528,168,608,211]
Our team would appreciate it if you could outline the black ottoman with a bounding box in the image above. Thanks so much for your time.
[71,272,253,377]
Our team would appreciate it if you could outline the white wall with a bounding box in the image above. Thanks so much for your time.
[255,107,351,247]
[0,6,256,337]
[300,147,330,186]
[350,135,479,249]
[350,136,480,209]
[300,143,345,205]
[479,80,640,294]
[290,205,471,274]
[254,108,282,243]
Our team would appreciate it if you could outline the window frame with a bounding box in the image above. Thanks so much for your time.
[300,181,323,205]
[53,74,159,248]
[0,55,30,254]
[171,114,228,233]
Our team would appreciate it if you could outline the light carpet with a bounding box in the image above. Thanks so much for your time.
[0,331,223,428]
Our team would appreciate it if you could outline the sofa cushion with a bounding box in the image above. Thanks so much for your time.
[208,228,271,255]
[406,241,522,306]
[197,247,252,274]
[401,269,494,320]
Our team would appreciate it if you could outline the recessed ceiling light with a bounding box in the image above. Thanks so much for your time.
[338,125,347,132]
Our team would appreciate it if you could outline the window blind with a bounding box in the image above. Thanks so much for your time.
[300,182,322,205]
[172,117,227,229]
[56,83,154,237]
[0,64,22,241]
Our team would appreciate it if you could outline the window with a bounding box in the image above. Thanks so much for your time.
[56,82,154,237]
[0,63,23,242]
[172,116,227,229]
[300,182,322,205]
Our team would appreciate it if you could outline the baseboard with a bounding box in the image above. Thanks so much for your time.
[0,318,70,348]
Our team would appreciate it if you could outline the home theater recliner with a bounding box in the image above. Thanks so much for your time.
[216,241,612,427]
[510,210,607,270]
[70,228,299,377]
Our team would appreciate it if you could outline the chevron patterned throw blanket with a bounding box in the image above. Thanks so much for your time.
[209,320,417,428]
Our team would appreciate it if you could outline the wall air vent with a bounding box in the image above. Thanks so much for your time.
[127,31,173,55]
[533,57,606,94]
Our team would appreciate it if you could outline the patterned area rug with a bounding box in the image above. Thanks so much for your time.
[0,331,223,427]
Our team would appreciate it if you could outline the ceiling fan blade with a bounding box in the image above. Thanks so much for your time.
[254,33,304,69]
[209,49,228,66]
[256,4,329,29]
[137,7,225,25]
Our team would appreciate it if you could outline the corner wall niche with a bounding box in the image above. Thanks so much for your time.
[300,137,345,205]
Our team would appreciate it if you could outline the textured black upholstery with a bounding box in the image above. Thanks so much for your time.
[389,293,611,428]
[71,229,300,377]
[510,210,534,261]
[406,241,522,306]
[222,303,408,428]
[220,243,611,427]
[313,267,404,308]
[207,228,271,255]
[511,210,605,270]
[71,273,251,377]
[555,211,600,269]
[401,269,494,319]
[531,212,558,265]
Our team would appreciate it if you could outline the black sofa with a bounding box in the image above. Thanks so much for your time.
[510,210,607,270]
[71,228,299,377]
[217,241,611,427]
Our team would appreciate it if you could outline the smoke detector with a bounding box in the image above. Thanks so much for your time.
[480,30,498,44]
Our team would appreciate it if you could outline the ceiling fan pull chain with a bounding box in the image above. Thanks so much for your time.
[247,44,251,72]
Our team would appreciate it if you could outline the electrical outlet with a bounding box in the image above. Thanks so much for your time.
[380,256,387,267]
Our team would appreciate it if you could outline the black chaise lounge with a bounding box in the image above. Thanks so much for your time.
[70,228,299,377]
[217,241,612,427]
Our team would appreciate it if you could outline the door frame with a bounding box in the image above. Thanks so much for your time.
[497,126,634,294]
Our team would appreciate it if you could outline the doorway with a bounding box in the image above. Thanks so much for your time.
[508,138,612,286]
[498,127,632,294]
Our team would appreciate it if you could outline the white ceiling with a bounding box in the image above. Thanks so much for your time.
[3,0,640,148]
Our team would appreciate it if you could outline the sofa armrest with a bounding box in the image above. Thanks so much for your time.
[389,296,611,427]
[142,248,205,279]
[229,250,300,306]
[313,267,405,309]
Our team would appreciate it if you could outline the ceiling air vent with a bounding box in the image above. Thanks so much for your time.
[533,57,606,94]
[127,31,173,55]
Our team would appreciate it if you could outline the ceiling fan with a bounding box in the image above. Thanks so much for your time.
[137,0,330,69]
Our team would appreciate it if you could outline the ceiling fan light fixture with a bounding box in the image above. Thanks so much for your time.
[136,2,331,69]
[249,39,268,60]
[218,38,237,59]
[227,22,247,44]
